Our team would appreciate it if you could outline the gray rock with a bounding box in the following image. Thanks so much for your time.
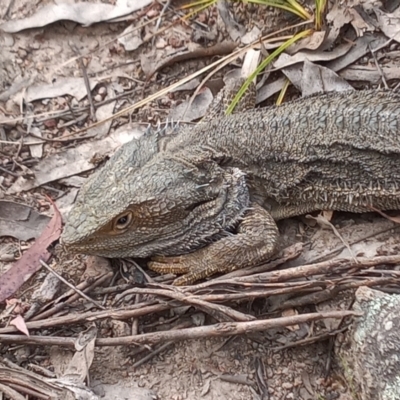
[337,286,400,400]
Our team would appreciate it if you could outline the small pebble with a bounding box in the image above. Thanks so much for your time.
[29,42,40,50]
[18,48,27,58]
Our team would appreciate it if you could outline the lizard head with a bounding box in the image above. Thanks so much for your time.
[61,153,249,258]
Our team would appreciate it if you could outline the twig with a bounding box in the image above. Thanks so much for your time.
[272,277,398,312]
[213,242,303,281]
[39,260,105,310]
[306,214,357,262]
[77,55,96,121]
[227,254,400,284]
[0,302,169,334]
[132,340,175,368]
[0,382,26,400]
[187,243,304,290]
[30,271,113,321]
[307,223,400,265]
[271,326,349,351]
[119,286,255,322]
[0,310,360,348]
[369,43,388,89]
[0,165,19,177]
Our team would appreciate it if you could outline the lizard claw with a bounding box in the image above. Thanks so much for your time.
[148,253,206,285]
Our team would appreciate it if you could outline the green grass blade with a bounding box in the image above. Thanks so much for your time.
[247,0,311,20]
[225,28,312,115]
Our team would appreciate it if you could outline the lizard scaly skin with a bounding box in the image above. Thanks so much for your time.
[61,87,400,285]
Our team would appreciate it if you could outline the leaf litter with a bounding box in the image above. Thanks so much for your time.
[0,203,61,303]
[2,0,400,399]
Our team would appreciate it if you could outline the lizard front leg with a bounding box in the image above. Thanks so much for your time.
[148,203,279,285]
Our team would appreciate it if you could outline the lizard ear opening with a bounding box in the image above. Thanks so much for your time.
[113,211,133,231]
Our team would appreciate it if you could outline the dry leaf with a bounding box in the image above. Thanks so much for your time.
[287,31,326,54]
[9,315,29,336]
[25,77,99,102]
[0,0,153,33]
[0,201,51,241]
[0,206,62,303]
[300,60,354,96]
[7,128,144,194]
[118,24,144,51]
[375,7,400,42]
[274,42,353,70]
[168,88,213,121]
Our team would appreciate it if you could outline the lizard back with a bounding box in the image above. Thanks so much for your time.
[165,89,400,218]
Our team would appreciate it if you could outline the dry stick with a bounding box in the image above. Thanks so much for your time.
[199,284,326,303]
[0,165,19,177]
[118,287,256,322]
[0,302,168,334]
[77,55,96,121]
[0,311,360,348]
[213,242,303,281]
[39,260,105,310]
[213,254,400,285]
[307,222,400,265]
[92,283,132,295]
[272,277,399,311]
[355,269,400,276]
[132,321,193,369]
[195,276,400,305]
[369,43,388,89]
[182,255,400,304]
[132,341,175,369]
[5,383,47,399]
[31,272,113,321]
[0,366,64,398]
[0,383,25,400]
[2,257,396,336]
[306,214,357,262]
[271,326,350,351]
[187,244,304,291]
[332,277,398,291]
[23,262,397,335]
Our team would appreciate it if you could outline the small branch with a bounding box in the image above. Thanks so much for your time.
[119,286,255,322]
[39,260,105,310]
[0,302,169,334]
[0,311,360,348]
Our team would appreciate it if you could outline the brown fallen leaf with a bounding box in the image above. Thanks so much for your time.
[0,205,62,303]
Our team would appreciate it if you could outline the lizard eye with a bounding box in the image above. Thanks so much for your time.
[114,212,133,230]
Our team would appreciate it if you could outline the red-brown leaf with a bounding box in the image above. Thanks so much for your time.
[0,205,62,303]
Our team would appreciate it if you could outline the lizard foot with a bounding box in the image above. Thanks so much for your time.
[148,203,280,286]
[149,250,222,286]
